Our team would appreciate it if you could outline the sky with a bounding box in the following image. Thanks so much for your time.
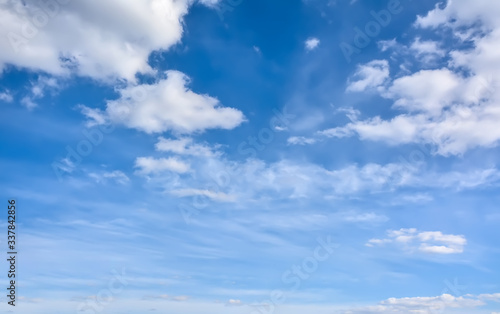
[1,0,500,313]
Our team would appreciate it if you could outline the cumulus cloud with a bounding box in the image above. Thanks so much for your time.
[156,137,218,157]
[197,0,221,7]
[410,37,446,61]
[21,75,61,109]
[366,228,467,254]
[21,96,38,110]
[339,293,490,313]
[346,60,389,92]
[319,1,500,156]
[305,37,320,51]
[287,136,317,145]
[135,156,190,175]
[0,0,197,82]
[0,90,13,102]
[88,170,130,185]
[80,71,245,134]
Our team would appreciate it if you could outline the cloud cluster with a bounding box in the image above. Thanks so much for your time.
[367,228,467,254]
[133,137,500,205]
[346,60,389,92]
[81,71,245,134]
[319,0,500,156]
[339,293,500,313]
[0,0,198,81]
[305,37,320,51]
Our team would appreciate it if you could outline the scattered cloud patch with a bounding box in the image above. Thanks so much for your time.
[305,37,320,51]
[156,137,218,157]
[287,136,317,145]
[81,71,245,134]
[169,188,236,202]
[367,228,467,254]
[0,90,13,102]
[135,157,190,175]
[346,60,389,92]
[0,0,194,82]
[339,293,494,313]
[88,170,130,185]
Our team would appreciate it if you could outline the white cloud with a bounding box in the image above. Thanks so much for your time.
[415,0,500,30]
[144,294,190,301]
[339,293,488,313]
[135,157,190,175]
[81,71,245,134]
[198,0,221,7]
[305,37,320,51]
[21,96,38,110]
[0,0,196,82]
[20,75,61,109]
[161,156,421,202]
[138,138,500,203]
[0,90,13,102]
[88,170,130,185]
[322,66,500,155]
[341,212,388,223]
[156,137,218,157]
[384,68,461,115]
[287,136,317,145]
[30,76,59,98]
[226,299,243,306]
[410,37,446,61]
[170,188,236,202]
[346,60,389,92]
[320,1,500,156]
[367,228,467,254]
[378,39,397,52]
[78,105,107,127]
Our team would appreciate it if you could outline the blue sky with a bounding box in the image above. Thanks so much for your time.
[1,0,500,313]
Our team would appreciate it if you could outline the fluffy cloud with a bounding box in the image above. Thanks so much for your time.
[135,156,190,174]
[287,136,317,145]
[339,293,490,313]
[305,37,320,51]
[415,0,500,30]
[0,90,13,102]
[319,0,500,156]
[346,60,389,92]
[410,37,446,62]
[156,137,218,157]
[0,0,198,81]
[367,228,467,254]
[198,0,221,7]
[21,75,61,109]
[88,170,130,185]
[81,71,245,134]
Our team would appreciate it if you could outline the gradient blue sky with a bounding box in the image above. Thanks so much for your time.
[1,0,500,313]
